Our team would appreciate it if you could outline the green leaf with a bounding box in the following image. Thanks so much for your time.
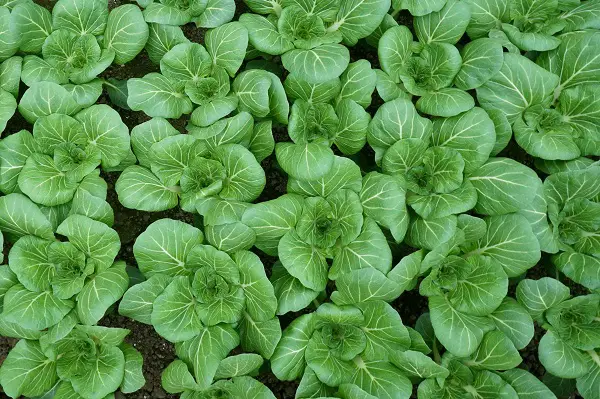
[244,0,284,14]
[213,144,266,202]
[3,283,73,330]
[333,0,391,45]
[399,0,447,16]
[387,250,423,294]
[282,44,350,83]
[215,354,264,379]
[462,214,541,277]
[271,313,315,381]
[175,325,239,388]
[468,158,540,215]
[454,38,506,90]
[11,1,52,53]
[279,230,327,291]
[367,97,432,163]
[20,55,68,86]
[463,0,510,39]
[160,42,212,82]
[149,135,204,186]
[52,0,107,36]
[57,214,120,272]
[553,252,600,291]
[240,13,294,55]
[469,330,522,370]
[287,155,362,198]
[239,312,282,359]
[77,262,128,325]
[577,352,600,399]
[360,172,409,242]
[297,367,337,399]
[389,350,449,379]
[0,340,56,398]
[334,99,370,154]
[400,43,461,96]
[119,274,171,324]
[0,7,19,61]
[276,142,335,181]
[351,359,412,399]
[477,53,560,123]
[206,21,248,76]
[415,0,471,44]
[69,345,125,398]
[337,60,377,108]
[75,104,130,168]
[143,3,192,25]
[539,31,600,91]
[332,268,401,305]
[162,359,198,393]
[8,235,53,292]
[285,74,342,105]
[416,88,475,118]
[0,193,54,241]
[305,331,357,386]
[134,218,204,277]
[271,262,319,315]
[152,276,203,342]
[193,0,235,28]
[516,278,571,320]
[378,25,414,83]
[539,331,590,378]
[103,4,149,64]
[0,56,22,97]
[489,298,534,350]
[429,295,495,357]
[235,250,276,321]
[242,194,303,256]
[64,80,104,108]
[501,369,558,399]
[331,218,392,278]
[17,155,75,206]
[131,117,179,168]
[127,73,193,119]
[249,120,275,162]
[145,23,188,64]
[120,343,145,394]
[116,166,179,212]
[0,89,14,134]
[18,82,79,123]
[406,215,458,251]
[447,255,508,316]
[356,301,410,360]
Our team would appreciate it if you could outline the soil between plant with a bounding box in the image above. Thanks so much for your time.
[0,1,589,399]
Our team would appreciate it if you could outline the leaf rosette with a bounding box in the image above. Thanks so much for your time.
[140,0,235,28]
[0,105,130,215]
[271,301,423,398]
[540,163,600,290]
[0,324,144,399]
[119,219,281,360]
[274,60,375,181]
[241,0,392,82]
[162,354,277,398]
[0,213,125,332]
[117,121,266,213]
[517,278,600,398]
[128,22,249,119]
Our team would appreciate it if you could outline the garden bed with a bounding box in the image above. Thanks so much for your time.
[0,1,596,398]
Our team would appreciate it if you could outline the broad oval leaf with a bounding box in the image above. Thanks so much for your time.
[127,73,193,119]
[282,44,350,83]
[116,166,179,212]
[103,4,149,64]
